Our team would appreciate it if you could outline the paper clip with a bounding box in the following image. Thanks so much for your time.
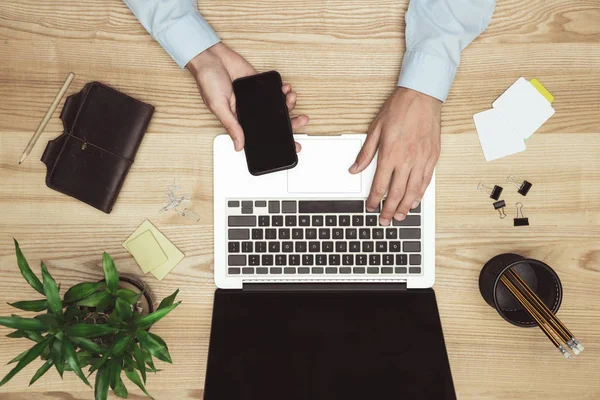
[477,183,503,200]
[506,176,532,196]
[493,200,507,219]
[514,202,530,226]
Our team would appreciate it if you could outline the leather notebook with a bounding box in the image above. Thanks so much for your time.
[41,81,154,213]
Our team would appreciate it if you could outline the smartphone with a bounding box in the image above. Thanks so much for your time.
[233,71,297,176]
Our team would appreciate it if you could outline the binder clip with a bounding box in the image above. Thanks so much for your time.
[507,176,532,196]
[514,202,529,226]
[477,183,503,200]
[493,200,507,219]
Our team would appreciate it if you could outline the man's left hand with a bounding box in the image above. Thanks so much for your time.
[349,87,442,226]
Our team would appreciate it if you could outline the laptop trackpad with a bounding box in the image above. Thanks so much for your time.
[288,138,362,193]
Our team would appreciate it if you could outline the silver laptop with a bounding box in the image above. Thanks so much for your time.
[213,134,435,290]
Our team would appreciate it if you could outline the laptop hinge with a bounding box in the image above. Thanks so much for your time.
[242,282,407,292]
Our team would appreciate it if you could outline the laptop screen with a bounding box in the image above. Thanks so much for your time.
[204,288,456,400]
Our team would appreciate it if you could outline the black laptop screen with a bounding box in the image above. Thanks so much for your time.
[204,288,455,400]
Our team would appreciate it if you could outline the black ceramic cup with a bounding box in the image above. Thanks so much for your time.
[479,253,563,327]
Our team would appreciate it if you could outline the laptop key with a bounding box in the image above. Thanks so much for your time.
[383,254,394,265]
[228,216,256,227]
[228,229,249,240]
[262,255,274,265]
[369,255,381,265]
[316,255,327,265]
[256,267,268,274]
[302,255,314,265]
[269,242,280,253]
[373,228,384,239]
[319,228,330,239]
[403,242,421,252]
[332,229,344,239]
[228,255,246,266]
[249,255,260,266]
[366,215,378,226]
[409,267,422,274]
[312,267,324,274]
[256,242,267,253]
[265,229,276,240]
[352,215,364,226]
[410,203,421,213]
[276,254,286,265]
[272,216,284,227]
[279,228,290,239]
[252,229,263,240]
[259,216,270,226]
[359,229,370,239]
[228,200,240,207]
[241,207,253,214]
[296,241,307,252]
[325,215,337,226]
[339,215,351,226]
[289,255,300,265]
[396,254,408,265]
[335,242,347,252]
[322,241,334,252]
[356,255,367,265]
[298,200,363,213]
[410,254,422,265]
[326,267,338,274]
[389,241,400,252]
[270,267,282,274]
[306,228,317,239]
[400,228,421,240]
[362,241,374,252]
[284,267,296,274]
[255,200,267,207]
[282,242,293,252]
[242,267,254,274]
[340,267,352,274]
[285,216,297,226]
[228,242,240,253]
[228,268,240,274]
[292,229,303,239]
[386,228,398,239]
[367,267,379,274]
[268,201,280,214]
[381,267,393,274]
[376,241,387,252]
[353,267,366,273]
[309,241,320,252]
[298,267,310,274]
[395,267,408,274]
[312,216,324,226]
[343,254,354,265]
[393,215,421,226]
[242,242,253,253]
[282,201,297,213]
[329,255,341,265]
[346,228,357,239]
[349,241,361,252]
[299,216,310,226]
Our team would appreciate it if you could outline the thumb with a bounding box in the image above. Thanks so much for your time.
[212,103,245,151]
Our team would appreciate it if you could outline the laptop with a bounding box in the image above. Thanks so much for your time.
[205,134,455,399]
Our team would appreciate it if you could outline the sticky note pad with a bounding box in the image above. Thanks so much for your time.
[474,109,526,161]
[123,220,185,280]
[492,77,555,140]
[126,230,168,273]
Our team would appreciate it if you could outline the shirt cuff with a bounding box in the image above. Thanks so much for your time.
[397,51,457,102]
[156,11,221,69]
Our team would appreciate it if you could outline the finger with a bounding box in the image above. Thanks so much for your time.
[366,158,394,218]
[417,154,439,203]
[349,124,381,174]
[286,91,297,112]
[395,162,425,220]
[291,114,309,130]
[295,141,302,153]
[282,83,292,95]
[378,167,411,225]
[211,102,245,151]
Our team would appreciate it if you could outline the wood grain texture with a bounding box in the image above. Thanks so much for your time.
[0,0,599,399]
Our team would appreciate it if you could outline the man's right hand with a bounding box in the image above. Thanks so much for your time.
[187,43,309,151]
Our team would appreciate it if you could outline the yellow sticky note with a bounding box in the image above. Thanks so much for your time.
[123,220,185,280]
[530,78,554,103]
[126,230,168,273]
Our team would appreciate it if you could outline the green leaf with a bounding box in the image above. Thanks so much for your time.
[8,300,48,312]
[134,302,181,330]
[63,339,91,387]
[95,293,114,313]
[140,347,157,372]
[75,291,109,308]
[40,262,62,316]
[0,336,51,386]
[34,314,58,329]
[136,330,172,364]
[0,316,47,331]
[69,337,104,354]
[116,288,141,305]
[63,305,83,322]
[66,324,117,338]
[115,298,133,321]
[147,333,169,351]
[7,348,29,364]
[113,374,128,398]
[29,359,53,386]
[112,335,134,357]
[6,330,26,339]
[132,344,146,383]
[14,239,44,295]
[64,282,103,303]
[24,331,45,343]
[124,367,153,399]
[157,289,179,310]
[95,364,110,400]
[49,339,64,378]
[102,253,119,294]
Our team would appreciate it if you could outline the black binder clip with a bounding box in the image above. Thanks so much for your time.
[507,176,532,196]
[493,200,507,219]
[514,202,529,226]
[477,183,503,200]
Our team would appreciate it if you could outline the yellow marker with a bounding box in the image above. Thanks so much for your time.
[530,78,554,103]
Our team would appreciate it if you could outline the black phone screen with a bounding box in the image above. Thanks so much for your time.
[233,71,297,175]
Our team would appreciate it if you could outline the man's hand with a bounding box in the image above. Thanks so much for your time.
[349,87,442,226]
[187,43,309,152]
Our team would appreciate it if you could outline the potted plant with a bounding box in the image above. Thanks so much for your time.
[0,239,181,400]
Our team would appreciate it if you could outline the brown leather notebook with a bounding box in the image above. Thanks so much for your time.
[41,82,154,213]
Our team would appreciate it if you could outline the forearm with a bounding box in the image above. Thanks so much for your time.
[398,0,496,102]
[121,0,220,68]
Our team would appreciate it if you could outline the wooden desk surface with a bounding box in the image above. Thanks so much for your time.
[1,0,599,399]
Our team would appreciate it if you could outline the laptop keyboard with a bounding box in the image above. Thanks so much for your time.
[226,200,423,277]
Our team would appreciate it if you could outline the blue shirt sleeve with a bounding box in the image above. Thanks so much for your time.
[122,0,220,68]
[397,0,496,102]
